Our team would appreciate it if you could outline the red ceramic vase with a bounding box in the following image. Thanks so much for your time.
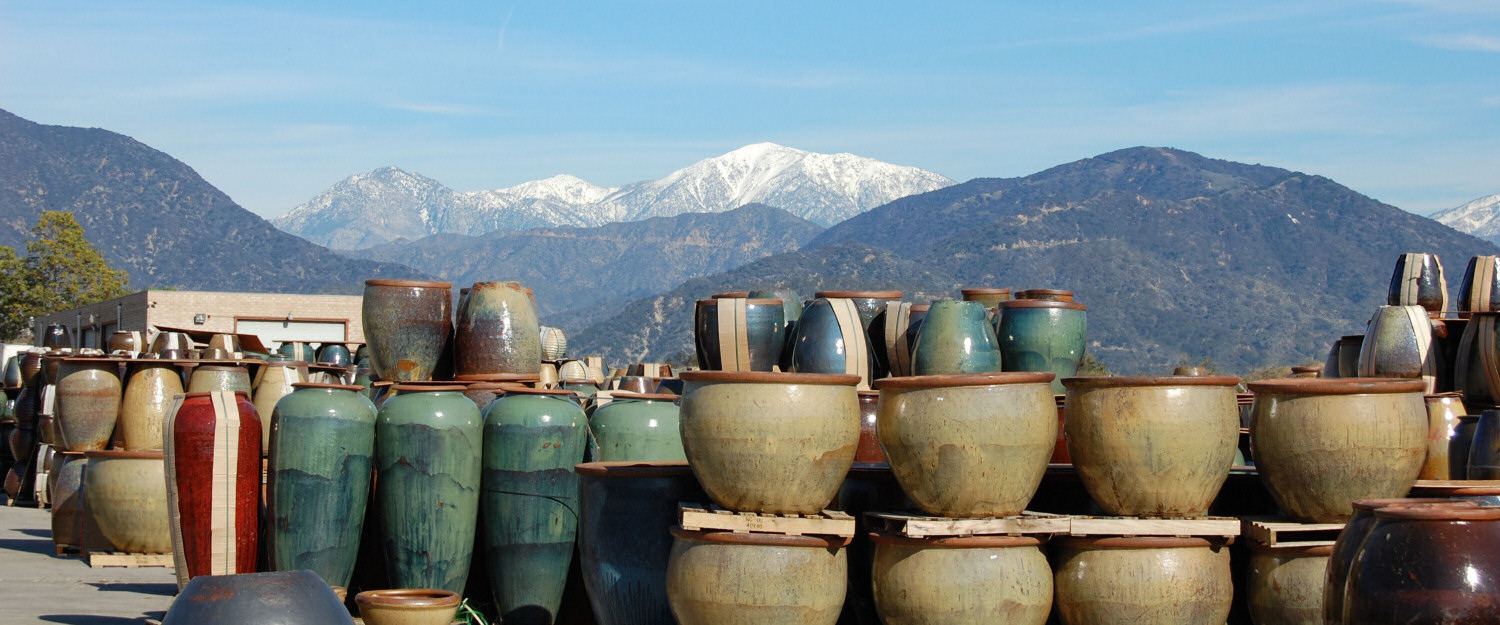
[164,391,262,586]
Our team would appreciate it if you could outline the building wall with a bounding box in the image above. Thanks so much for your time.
[31,290,365,350]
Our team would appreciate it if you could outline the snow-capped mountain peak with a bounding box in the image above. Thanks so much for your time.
[1432,193,1500,244]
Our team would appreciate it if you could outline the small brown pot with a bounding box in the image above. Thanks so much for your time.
[355,588,461,625]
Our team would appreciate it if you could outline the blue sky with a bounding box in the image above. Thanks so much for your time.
[1,0,1497,218]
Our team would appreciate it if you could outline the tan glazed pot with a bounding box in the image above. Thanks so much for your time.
[1051,536,1232,625]
[678,371,860,514]
[355,588,461,625]
[55,357,123,451]
[875,372,1056,517]
[82,450,172,553]
[1249,378,1427,522]
[666,528,848,625]
[1246,543,1331,625]
[870,533,1052,625]
[1062,376,1240,517]
[119,361,184,451]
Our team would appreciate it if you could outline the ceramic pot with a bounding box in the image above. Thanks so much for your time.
[1458,255,1500,312]
[149,331,190,355]
[1344,503,1500,623]
[455,281,541,377]
[375,385,482,593]
[54,358,122,451]
[164,391,261,585]
[1051,536,1232,625]
[1452,414,1481,479]
[1420,393,1467,479]
[107,330,146,354]
[362,279,453,382]
[1358,305,1437,393]
[50,451,96,548]
[790,298,874,387]
[666,528,848,625]
[355,589,461,625]
[693,298,786,372]
[1063,375,1240,517]
[814,290,902,330]
[1249,378,1427,522]
[750,289,804,372]
[480,387,589,624]
[995,299,1087,394]
[252,361,306,453]
[1467,408,1500,479]
[1014,288,1073,302]
[278,342,316,363]
[1323,340,1342,379]
[834,466,912,625]
[1322,498,1473,624]
[316,343,351,367]
[870,533,1050,625]
[266,383,376,589]
[960,287,1011,309]
[910,300,1002,375]
[82,449,171,553]
[163,570,355,625]
[42,324,71,349]
[3,354,19,388]
[539,325,568,361]
[118,361,182,451]
[187,365,251,394]
[1246,543,1330,625]
[1455,312,1500,409]
[1387,252,1448,313]
[679,371,860,514]
[1336,334,1364,378]
[18,351,42,387]
[853,390,884,464]
[868,301,923,379]
[876,372,1055,517]
[589,392,685,462]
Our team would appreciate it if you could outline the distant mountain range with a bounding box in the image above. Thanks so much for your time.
[273,143,953,249]
[1432,193,1500,246]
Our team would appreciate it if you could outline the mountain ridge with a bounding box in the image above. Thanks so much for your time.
[1432,193,1500,246]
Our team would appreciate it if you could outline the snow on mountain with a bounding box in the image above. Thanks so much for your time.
[1432,193,1500,244]
[273,144,954,249]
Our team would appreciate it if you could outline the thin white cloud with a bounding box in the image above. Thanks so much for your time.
[1381,0,1500,14]
[386,102,507,116]
[1414,33,1500,52]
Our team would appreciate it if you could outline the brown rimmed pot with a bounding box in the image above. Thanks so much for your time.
[959,287,1011,309]
[870,532,1050,625]
[362,279,453,382]
[355,588,462,625]
[1051,536,1231,625]
[666,528,849,625]
[1013,288,1073,302]
[1246,542,1332,625]
[1344,503,1500,624]
[82,449,171,553]
[1323,498,1479,624]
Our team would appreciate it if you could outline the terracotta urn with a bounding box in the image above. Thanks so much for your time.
[910,299,1002,375]
[666,528,848,625]
[1246,543,1331,625]
[54,357,123,451]
[1323,498,1475,624]
[362,279,453,382]
[1386,252,1448,313]
[1051,536,1232,624]
[355,589,461,625]
[82,449,172,553]
[118,361,183,451]
[164,391,262,586]
[693,297,786,372]
[1344,503,1500,623]
[1249,378,1427,522]
[454,281,541,377]
[871,533,1051,625]
[163,570,355,625]
[678,371,860,514]
[876,372,1055,517]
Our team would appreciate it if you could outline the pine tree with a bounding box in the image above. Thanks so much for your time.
[0,211,131,340]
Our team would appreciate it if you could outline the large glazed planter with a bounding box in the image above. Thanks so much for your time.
[678,371,860,514]
[162,570,354,625]
[107,330,146,355]
[480,387,589,624]
[1469,409,1500,478]
[1051,536,1232,625]
[251,360,306,452]
[577,461,708,625]
[278,342,316,363]
[1386,251,1448,313]
[82,449,171,553]
[995,299,1087,395]
[1420,392,1467,479]
[455,281,541,377]
[375,385,482,594]
[1459,254,1500,312]
[50,451,102,548]
[355,589,461,625]
[1063,375,1240,517]
[316,343,351,367]
[589,392,685,462]
[870,533,1051,625]
[119,361,183,451]
[54,357,122,451]
[1322,498,1474,625]
[910,299,1002,376]
[790,298,874,388]
[362,279,454,382]
[814,290,901,330]
[1248,378,1427,522]
[186,365,252,394]
[164,391,262,586]
[876,373,1055,517]
[692,298,786,372]
[666,528,848,625]
[1344,503,1500,624]
[1358,305,1437,393]
[1246,543,1331,625]
[266,383,376,589]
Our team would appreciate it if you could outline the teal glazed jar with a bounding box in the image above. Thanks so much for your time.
[911,300,1002,376]
[278,342,317,363]
[481,387,590,625]
[374,384,482,594]
[692,298,786,372]
[455,281,542,377]
[995,299,1088,395]
[266,383,377,589]
[589,392,686,462]
[790,298,874,387]
[362,279,453,382]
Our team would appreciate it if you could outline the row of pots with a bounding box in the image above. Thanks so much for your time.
[362,279,542,381]
[1386,252,1500,314]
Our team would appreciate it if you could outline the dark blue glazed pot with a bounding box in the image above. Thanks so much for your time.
[994,299,1088,395]
[910,300,1002,375]
[1387,252,1448,314]
[814,290,902,330]
[692,298,786,372]
[162,570,353,625]
[789,298,874,385]
[315,344,351,367]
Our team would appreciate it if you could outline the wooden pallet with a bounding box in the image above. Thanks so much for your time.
[679,503,856,537]
[1068,515,1241,538]
[54,543,80,557]
[1241,517,1345,547]
[866,511,1070,538]
[87,551,173,568]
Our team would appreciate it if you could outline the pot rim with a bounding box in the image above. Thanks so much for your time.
[58,357,122,363]
[608,391,679,401]
[1407,482,1500,496]
[466,280,526,290]
[695,298,785,306]
[180,391,250,398]
[388,383,467,393]
[1373,502,1500,521]
[1246,377,1426,395]
[1352,497,1478,511]
[1053,535,1216,549]
[868,532,1043,548]
[680,371,862,386]
[998,299,1087,311]
[909,304,930,312]
[857,389,879,398]
[190,365,250,373]
[574,460,692,477]
[1015,288,1073,296]
[83,449,164,460]
[960,287,1011,295]
[291,383,364,392]
[710,291,750,298]
[671,527,852,548]
[499,386,578,397]
[354,588,461,608]
[815,290,903,299]
[1246,542,1334,556]
[1063,375,1241,389]
[876,372,1055,390]
[455,373,541,383]
[363,279,453,289]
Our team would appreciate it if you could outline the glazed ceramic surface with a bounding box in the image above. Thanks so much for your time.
[666,529,847,625]
[1386,252,1448,313]
[252,361,305,452]
[1344,504,1500,623]
[692,298,786,372]
[316,343,351,367]
[455,281,541,377]
[1468,409,1500,479]
[1459,255,1500,312]
[164,391,262,584]
[1455,312,1500,408]
[1322,498,1474,624]
[82,450,172,553]
[1336,335,1364,378]
[355,589,461,625]
[1246,544,1330,625]
[187,365,252,394]
[119,361,182,451]
[871,534,1051,625]
[814,290,901,330]
[790,298,874,387]
[163,570,354,625]
[910,300,1002,375]
[995,299,1087,395]
[1051,536,1231,625]
[1358,305,1437,392]
[1421,393,1466,480]
[54,358,122,451]
[362,279,453,382]
[960,287,1011,309]
[853,390,884,464]
[589,392,686,462]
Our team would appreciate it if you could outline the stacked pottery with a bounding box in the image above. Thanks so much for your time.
[868,301,924,378]
[1454,311,1500,409]
[1451,414,1482,478]
[315,343,350,367]
[1015,288,1073,302]
[813,290,902,330]
[692,297,786,371]
[667,530,850,625]
[747,289,802,371]
[455,281,541,377]
[910,300,1002,376]
[995,298,1087,394]
[853,390,884,464]
[1336,335,1364,378]
[54,357,122,451]
[588,392,685,462]
[162,570,354,625]
[42,324,71,349]
[187,365,251,394]
[539,325,568,361]
[1343,503,1500,623]
[1051,537,1232,624]
[118,360,182,450]
[362,279,453,381]
[1467,409,1500,479]
[251,359,305,452]
[1458,255,1500,312]
[164,391,262,586]
[49,451,104,550]
[1322,498,1475,624]
[789,298,874,388]
[278,342,315,363]
[151,331,191,356]
[1386,252,1448,313]
[871,534,1051,625]
[1358,305,1438,393]
[960,287,1010,309]
[1420,392,1466,479]
[83,449,172,554]
[107,330,146,355]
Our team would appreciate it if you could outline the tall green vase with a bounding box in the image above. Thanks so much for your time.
[994,299,1088,395]
[911,299,1002,375]
[481,388,589,625]
[374,385,482,594]
[266,383,377,589]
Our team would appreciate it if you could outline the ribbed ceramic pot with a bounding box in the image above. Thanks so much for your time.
[164,391,262,585]
[960,287,1011,309]
[1455,312,1500,409]
[266,383,376,589]
[252,361,306,453]
[1322,498,1473,624]
[814,290,902,330]
[1459,254,1500,312]
[1387,252,1448,313]
[316,343,351,367]
[789,298,874,386]
[1249,378,1428,522]
[187,365,251,394]
[54,357,122,452]
[1051,536,1232,625]
[107,330,146,355]
[995,299,1087,395]
[871,533,1051,625]
[876,372,1056,517]
[375,385,482,594]
[1246,543,1331,625]
[853,390,884,464]
[539,325,568,361]
[1063,376,1240,517]
[692,298,786,372]
[1358,305,1437,392]
[577,461,707,625]
[163,570,355,625]
[910,300,1002,375]
[1345,503,1500,624]
[678,371,860,514]
[362,279,454,382]
[355,589,461,625]
[118,361,183,451]
[666,528,848,625]
[1421,392,1467,479]
[82,449,171,553]
[455,281,541,377]
[589,392,685,462]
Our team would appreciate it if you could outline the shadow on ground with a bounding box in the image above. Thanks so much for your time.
[0,536,58,556]
[40,615,161,625]
[90,582,177,597]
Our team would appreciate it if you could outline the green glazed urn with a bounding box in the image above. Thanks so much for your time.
[589,392,686,462]
[995,299,1087,395]
[910,300,1002,376]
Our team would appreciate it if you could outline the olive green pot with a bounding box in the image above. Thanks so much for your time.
[1063,376,1240,517]
[187,365,251,394]
[119,361,182,451]
[589,392,685,462]
[666,529,847,625]
[1051,536,1232,625]
[678,371,860,514]
[55,358,122,452]
[871,534,1051,625]
[876,372,1056,517]
[910,300,1002,375]
[82,450,172,553]
[1247,544,1330,625]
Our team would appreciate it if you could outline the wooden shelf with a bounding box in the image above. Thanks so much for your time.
[866,511,1069,538]
[87,551,173,568]
[1067,515,1241,538]
[1241,517,1345,547]
[679,503,855,537]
